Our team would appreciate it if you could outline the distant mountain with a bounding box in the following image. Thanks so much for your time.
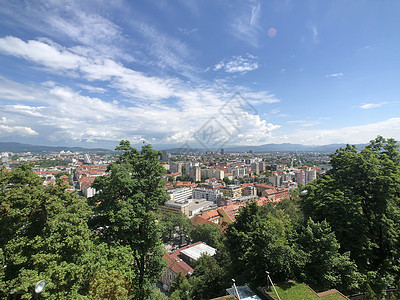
[0,142,112,153]
[0,141,369,154]
[165,143,368,153]
[225,143,350,152]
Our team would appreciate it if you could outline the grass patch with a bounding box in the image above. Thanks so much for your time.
[266,282,345,300]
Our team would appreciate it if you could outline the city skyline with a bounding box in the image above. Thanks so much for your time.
[1,1,400,149]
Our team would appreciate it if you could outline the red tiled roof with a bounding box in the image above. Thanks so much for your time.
[164,241,206,276]
[199,209,220,221]
[191,215,213,226]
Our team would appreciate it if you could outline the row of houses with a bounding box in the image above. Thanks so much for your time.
[75,164,107,198]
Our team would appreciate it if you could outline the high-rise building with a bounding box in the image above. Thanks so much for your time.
[269,173,282,186]
[170,162,184,174]
[294,170,306,186]
[306,168,317,183]
[259,162,267,172]
[160,150,169,162]
[251,162,260,175]
[190,166,201,182]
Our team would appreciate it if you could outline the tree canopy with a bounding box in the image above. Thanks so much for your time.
[300,136,400,294]
[90,141,169,300]
[0,164,94,299]
[226,201,295,288]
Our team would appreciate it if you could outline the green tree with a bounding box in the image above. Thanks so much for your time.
[223,177,233,185]
[189,223,224,249]
[90,141,169,300]
[158,212,193,245]
[365,284,377,300]
[294,218,362,294]
[0,163,94,299]
[226,201,295,289]
[89,270,132,300]
[169,273,191,300]
[300,137,400,293]
[275,197,302,227]
[189,255,226,300]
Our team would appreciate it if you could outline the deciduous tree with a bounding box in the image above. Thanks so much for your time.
[90,141,169,300]
[226,201,295,289]
[0,164,94,299]
[300,136,400,293]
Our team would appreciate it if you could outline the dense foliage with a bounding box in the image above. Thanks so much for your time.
[1,136,399,299]
[0,164,94,299]
[90,141,169,300]
[301,136,400,295]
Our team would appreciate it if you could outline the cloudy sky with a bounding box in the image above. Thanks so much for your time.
[0,0,400,150]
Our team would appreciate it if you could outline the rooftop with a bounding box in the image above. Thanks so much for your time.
[180,242,216,261]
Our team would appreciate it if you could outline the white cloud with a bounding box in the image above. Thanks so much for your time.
[0,1,131,61]
[312,26,319,43]
[279,118,400,145]
[232,113,281,145]
[0,124,38,137]
[358,101,397,109]
[129,20,198,79]
[0,36,175,101]
[0,75,280,146]
[0,30,281,146]
[244,91,280,105]
[78,84,107,93]
[287,120,320,127]
[0,36,85,70]
[178,27,198,35]
[214,55,259,73]
[325,72,344,78]
[270,108,280,114]
[230,1,262,47]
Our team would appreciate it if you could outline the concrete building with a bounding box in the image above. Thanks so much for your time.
[242,185,257,197]
[294,170,306,186]
[251,162,260,175]
[190,165,201,182]
[228,166,247,178]
[198,182,223,190]
[160,242,216,291]
[192,187,222,204]
[160,150,169,162]
[217,195,258,206]
[201,168,225,180]
[306,168,317,183]
[180,242,216,266]
[158,199,191,216]
[220,185,242,198]
[269,172,282,187]
[188,199,216,217]
[262,187,289,202]
[259,162,267,172]
[170,162,184,174]
[168,188,193,202]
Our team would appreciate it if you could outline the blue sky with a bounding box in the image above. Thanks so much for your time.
[0,0,400,150]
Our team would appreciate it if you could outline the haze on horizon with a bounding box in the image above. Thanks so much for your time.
[0,0,399,150]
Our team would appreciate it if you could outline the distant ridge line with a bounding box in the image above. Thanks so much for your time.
[0,142,112,153]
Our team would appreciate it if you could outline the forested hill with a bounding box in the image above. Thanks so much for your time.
[0,142,111,153]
